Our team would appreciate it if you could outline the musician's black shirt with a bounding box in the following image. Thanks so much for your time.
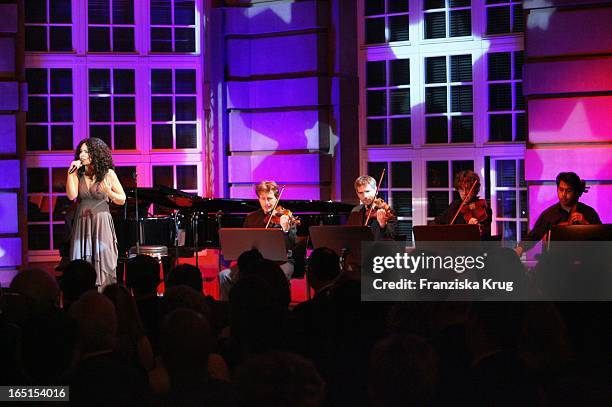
[243,209,297,251]
[519,202,602,251]
[433,197,493,238]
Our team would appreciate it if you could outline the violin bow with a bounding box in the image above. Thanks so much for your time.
[265,185,286,229]
[365,169,386,226]
[450,180,478,225]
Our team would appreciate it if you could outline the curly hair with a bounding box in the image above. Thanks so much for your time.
[75,137,114,182]
[454,170,480,195]
[556,172,587,198]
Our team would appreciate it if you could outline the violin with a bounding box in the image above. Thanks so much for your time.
[459,198,489,224]
[265,205,301,227]
[368,198,397,223]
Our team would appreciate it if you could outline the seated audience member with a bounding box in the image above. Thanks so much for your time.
[166,264,203,293]
[69,291,150,405]
[125,254,162,345]
[10,268,59,314]
[103,284,155,371]
[60,259,97,310]
[368,334,439,407]
[159,309,234,406]
[234,351,325,407]
[218,248,265,302]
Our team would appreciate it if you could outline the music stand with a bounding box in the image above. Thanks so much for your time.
[309,225,374,267]
[219,228,288,261]
[549,224,612,241]
[413,224,481,242]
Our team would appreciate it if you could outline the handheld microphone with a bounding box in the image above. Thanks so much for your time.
[69,160,81,174]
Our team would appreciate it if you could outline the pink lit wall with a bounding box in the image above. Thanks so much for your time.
[524,0,612,227]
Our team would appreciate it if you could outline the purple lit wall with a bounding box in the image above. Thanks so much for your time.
[0,1,22,283]
[524,0,612,226]
[213,0,358,200]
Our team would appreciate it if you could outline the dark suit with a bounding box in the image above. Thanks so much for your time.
[347,204,397,241]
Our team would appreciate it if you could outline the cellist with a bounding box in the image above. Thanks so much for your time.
[433,170,492,238]
[515,172,601,256]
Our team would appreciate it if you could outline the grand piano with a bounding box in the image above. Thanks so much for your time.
[113,186,356,273]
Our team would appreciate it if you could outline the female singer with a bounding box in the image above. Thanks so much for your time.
[433,170,492,238]
[66,137,126,289]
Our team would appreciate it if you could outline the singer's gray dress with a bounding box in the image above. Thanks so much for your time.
[69,175,118,288]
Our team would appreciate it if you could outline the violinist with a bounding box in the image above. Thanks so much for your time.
[347,175,397,240]
[218,181,297,300]
[433,170,492,238]
[515,172,601,256]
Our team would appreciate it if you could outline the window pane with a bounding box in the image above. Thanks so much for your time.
[89,97,111,122]
[497,221,517,241]
[151,28,172,52]
[451,116,473,142]
[113,0,134,24]
[175,70,196,94]
[50,1,71,22]
[365,0,384,15]
[26,125,49,151]
[489,83,512,111]
[151,0,172,24]
[389,59,410,86]
[392,191,412,217]
[514,51,524,80]
[425,56,446,83]
[89,69,111,94]
[496,160,516,187]
[487,6,510,35]
[367,119,386,145]
[89,27,110,52]
[391,162,412,188]
[367,61,386,88]
[114,125,136,149]
[114,97,135,121]
[26,0,47,23]
[515,83,524,110]
[428,191,450,217]
[175,97,196,121]
[50,27,72,51]
[389,15,409,42]
[152,69,173,94]
[398,220,413,242]
[496,190,516,218]
[89,0,110,24]
[90,125,112,146]
[50,69,72,94]
[53,196,73,221]
[425,12,446,39]
[389,0,409,13]
[176,124,197,148]
[113,27,135,52]
[450,9,471,37]
[153,166,173,187]
[50,97,72,122]
[175,28,195,52]
[451,0,470,7]
[115,166,137,189]
[427,161,448,187]
[452,160,474,178]
[152,97,173,121]
[27,69,47,94]
[28,168,49,193]
[520,190,528,218]
[390,88,410,115]
[114,69,135,94]
[177,165,197,190]
[513,4,524,32]
[424,0,444,10]
[152,124,173,149]
[515,113,526,141]
[28,196,49,221]
[391,118,410,144]
[51,167,67,193]
[489,114,512,141]
[26,26,47,51]
[367,162,388,188]
[51,125,73,150]
[29,224,51,250]
[365,18,385,44]
[175,0,195,25]
[519,160,525,187]
[426,117,448,143]
[27,97,48,122]
[451,85,472,112]
[425,87,446,113]
[367,90,386,116]
[451,54,472,82]
[488,52,511,81]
